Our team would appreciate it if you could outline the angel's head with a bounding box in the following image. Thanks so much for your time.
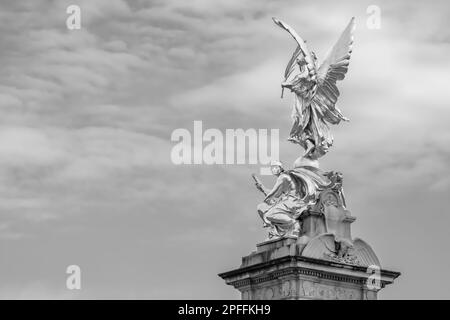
[296,55,307,69]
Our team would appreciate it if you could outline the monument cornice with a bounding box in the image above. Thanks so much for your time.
[219,255,400,289]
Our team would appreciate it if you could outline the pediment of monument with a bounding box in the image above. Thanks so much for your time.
[301,233,381,267]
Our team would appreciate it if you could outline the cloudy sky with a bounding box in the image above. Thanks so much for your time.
[0,0,449,299]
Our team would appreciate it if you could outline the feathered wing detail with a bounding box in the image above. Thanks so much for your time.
[313,17,355,124]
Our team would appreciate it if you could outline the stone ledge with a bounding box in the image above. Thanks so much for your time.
[219,255,401,300]
[221,255,400,283]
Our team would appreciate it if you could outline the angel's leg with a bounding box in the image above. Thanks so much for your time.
[287,115,302,144]
[288,95,304,144]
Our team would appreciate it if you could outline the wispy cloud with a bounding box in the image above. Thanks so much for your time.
[0,0,448,299]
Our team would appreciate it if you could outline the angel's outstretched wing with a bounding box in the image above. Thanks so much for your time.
[312,18,355,124]
[272,17,316,81]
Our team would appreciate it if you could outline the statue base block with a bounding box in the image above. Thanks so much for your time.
[219,237,400,300]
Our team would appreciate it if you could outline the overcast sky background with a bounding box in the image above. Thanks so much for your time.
[0,0,449,299]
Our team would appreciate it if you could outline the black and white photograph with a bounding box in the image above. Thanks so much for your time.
[0,0,449,307]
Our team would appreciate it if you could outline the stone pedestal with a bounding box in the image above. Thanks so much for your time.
[219,237,399,300]
[219,190,400,300]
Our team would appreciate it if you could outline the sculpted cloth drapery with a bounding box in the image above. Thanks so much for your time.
[257,166,332,239]
[273,17,355,160]
[257,172,303,239]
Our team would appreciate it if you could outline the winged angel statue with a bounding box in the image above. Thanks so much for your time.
[273,17,355,162]
[253,18,355,240]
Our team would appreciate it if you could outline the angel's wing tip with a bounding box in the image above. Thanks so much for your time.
[272,17,282,26]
